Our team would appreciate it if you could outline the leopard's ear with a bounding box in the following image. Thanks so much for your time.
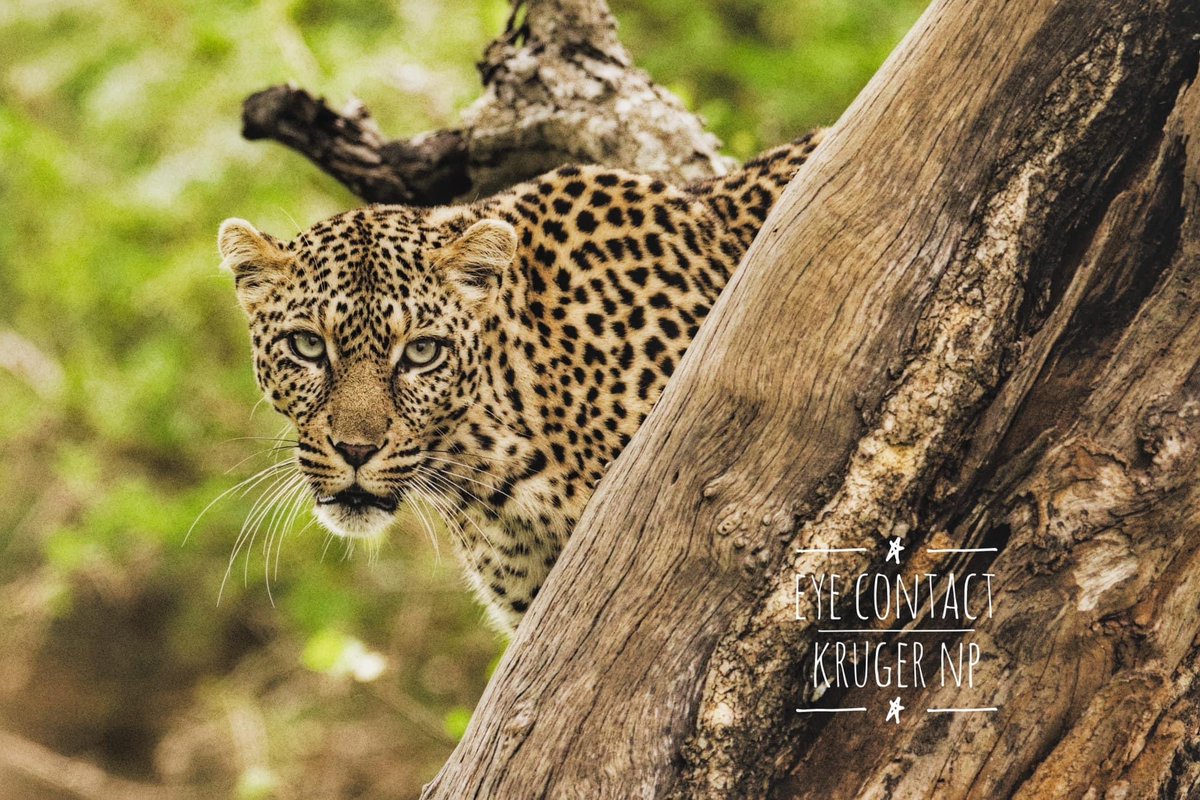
[218,218,290,313]
[436,218,517,303]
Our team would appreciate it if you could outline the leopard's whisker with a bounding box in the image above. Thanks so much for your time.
[421,454,497,474]
[186,459,295,546]
[320,531,336,562]
[249,396,269,420]
[479,403,531,439]
[416,467,506,571]
[218,467,297,604]
[265,475,311,596]
[217,436,300,446]
[424,447,511,464]
[275,480,312,582]
[244,470,300,563]
[251,473,307,606]
[421,456,520,503]
[366,532,383,566]
[241,470,302,581]
[412,476,468,561]
[221,444,298,476]
[404,480,443,560]
[420,466,505,522]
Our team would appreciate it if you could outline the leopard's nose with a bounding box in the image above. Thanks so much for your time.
[332,440,382,468]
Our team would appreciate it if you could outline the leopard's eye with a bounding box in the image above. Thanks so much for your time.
[289,331,326,361]
[402,338,443,369]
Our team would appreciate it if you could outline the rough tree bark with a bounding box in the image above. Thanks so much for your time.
[246,0,1200,797]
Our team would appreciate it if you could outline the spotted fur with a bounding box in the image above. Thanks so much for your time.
[220,132,822,631]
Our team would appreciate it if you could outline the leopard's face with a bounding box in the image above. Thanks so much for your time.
[219,208,517,540]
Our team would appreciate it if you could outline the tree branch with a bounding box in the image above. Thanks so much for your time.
[241,86,470,205]
[240,0,732,205]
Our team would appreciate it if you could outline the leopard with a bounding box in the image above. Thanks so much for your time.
[218,131,823,632]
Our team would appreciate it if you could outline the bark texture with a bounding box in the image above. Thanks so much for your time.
[783,65,1200,800]
[241,0,732,204]
[405,0,1200,797]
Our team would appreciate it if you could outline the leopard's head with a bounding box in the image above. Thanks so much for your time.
[218,207,518,539]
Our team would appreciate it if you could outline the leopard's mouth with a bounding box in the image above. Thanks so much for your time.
[313,486,398,540]
[317,486,398,513]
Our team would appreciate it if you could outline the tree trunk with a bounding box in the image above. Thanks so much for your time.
[244,0,1200,796]
[410,0,1200,797]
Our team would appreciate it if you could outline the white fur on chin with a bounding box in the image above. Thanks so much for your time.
[314,503,395,540]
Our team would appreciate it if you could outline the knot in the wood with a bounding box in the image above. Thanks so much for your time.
[499,700,538,759]
[715,504,748,544]
[1136,396,1200,474]
[701,475,728,500]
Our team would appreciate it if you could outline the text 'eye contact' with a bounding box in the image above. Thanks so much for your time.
[402,338,444,369]
[289,331,326,361]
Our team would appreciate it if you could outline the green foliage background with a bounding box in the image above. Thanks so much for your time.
[0,0,925,797]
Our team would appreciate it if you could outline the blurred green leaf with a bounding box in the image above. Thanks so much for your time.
[303,628,387,681]
[302,628,354,673]
[237,766,280,800]
[442,706,472,741]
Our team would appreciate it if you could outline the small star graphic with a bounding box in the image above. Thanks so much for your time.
[886,536,905,564]
[886,696,905,724]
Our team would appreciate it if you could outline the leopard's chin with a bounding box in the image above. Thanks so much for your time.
[314,488,398,539]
